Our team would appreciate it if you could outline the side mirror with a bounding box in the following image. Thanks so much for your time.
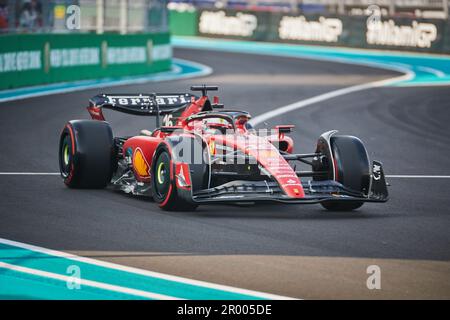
[275,125,295,139]
[275,125,295,134]
[212,96,224,108]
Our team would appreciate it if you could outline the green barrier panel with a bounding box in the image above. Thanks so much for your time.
[271,14,447,53]
[0,32,171,90]
[196,9,271,41]
[169,9,198,36]
[170,8,450,55]
[268,12,349,47]
[445,20,450,53]
[363,17,446,53]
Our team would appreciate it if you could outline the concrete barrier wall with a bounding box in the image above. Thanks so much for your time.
[170,8,450,54]
[0,32,171,90]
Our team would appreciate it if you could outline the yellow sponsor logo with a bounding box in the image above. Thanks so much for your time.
[133,148,150,177]
[209,140,216,155]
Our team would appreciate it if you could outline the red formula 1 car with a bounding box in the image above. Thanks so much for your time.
[59,85,388,211]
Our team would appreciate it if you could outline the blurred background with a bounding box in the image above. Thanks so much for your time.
[0,0,447,34]
[168,0,448,17]
[0,0,449,91]
[0,0,168,33]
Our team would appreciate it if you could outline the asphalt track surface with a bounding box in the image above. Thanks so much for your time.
[1,49,449,299]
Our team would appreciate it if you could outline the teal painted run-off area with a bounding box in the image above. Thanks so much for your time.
[173,36,450,87]
[0,240,277,300]
[0,58,212,104]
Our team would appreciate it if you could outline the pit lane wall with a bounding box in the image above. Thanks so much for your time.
[0,32,171,90]
[169,8,450,54]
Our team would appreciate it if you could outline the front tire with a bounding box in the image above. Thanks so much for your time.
[320,200,363,211]
[316,134,370,211]
[151,144,198,211]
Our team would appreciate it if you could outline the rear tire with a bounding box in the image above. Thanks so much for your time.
[316,135,370,211]
[59,120,115,188]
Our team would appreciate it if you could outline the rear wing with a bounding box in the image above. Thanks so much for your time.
[88,93,196,117]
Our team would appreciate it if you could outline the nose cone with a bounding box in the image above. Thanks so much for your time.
[215,134,306,198]
[244,137,305,198]
[263,160,305,198]
[281,183,305,198]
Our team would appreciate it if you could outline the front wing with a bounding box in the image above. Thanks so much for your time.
[190,161,388,205]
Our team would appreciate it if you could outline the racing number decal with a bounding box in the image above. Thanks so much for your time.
[373,163,381,180]
[163,114,173,126]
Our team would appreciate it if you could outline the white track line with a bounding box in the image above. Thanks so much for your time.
[0,172,60,175]
[0,261,179,300]
[0,238,294,300]
[386,175,450,178]
[1,172,449,179]
[249,72,413,126]
[417,66,446,78]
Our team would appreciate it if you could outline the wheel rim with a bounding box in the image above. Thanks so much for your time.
[154,152,171,199]
[63,144,69,166]
[60,135,72,177]
[157,162,166,184]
